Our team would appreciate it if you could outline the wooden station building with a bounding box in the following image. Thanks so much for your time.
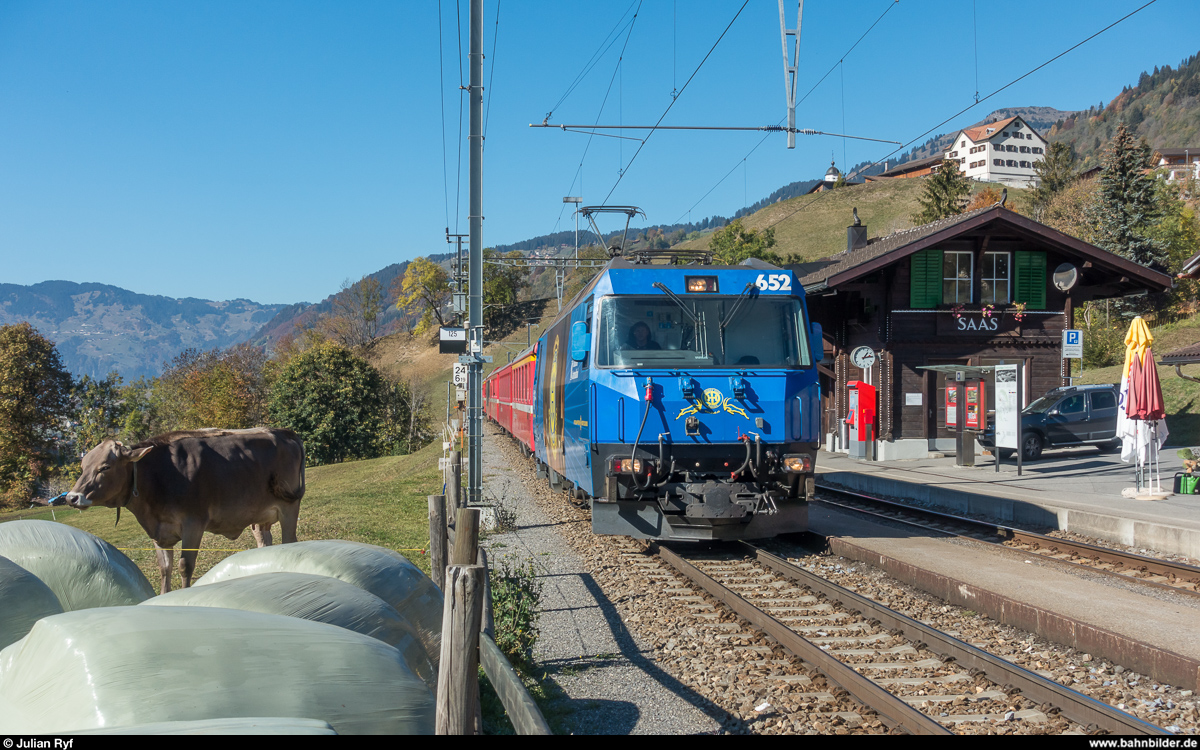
[792,203,1173,459]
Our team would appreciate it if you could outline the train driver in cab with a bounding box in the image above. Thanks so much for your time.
[625,321,662,351]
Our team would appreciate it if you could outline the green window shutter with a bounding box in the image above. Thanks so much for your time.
[1014,251,1047,309]
[909,249,943,308]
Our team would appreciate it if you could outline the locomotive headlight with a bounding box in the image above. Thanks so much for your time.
[783,454,813,473]
[616,459,643,473]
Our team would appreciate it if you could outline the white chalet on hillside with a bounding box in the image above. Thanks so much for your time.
[942,115,1047,188]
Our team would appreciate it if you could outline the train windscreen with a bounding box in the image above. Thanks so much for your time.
[596,295,810,368]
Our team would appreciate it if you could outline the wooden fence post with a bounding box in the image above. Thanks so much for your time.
[477,547,495,638]
[436,564,484,735]
[449,450,463,512]
[452,507,481,566]
[427,495,447,591]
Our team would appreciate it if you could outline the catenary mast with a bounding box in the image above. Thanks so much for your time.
[467,0,483,506]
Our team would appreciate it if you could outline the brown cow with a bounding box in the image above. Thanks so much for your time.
[66,428,305,594]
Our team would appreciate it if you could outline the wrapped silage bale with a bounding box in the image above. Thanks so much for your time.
[0,555,62,650]
[0,520,154,610]
[195,540,441,670]
[0,606,434,735]
[146,572,437,693]
[74,717,337,735]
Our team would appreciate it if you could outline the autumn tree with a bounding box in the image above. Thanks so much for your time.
[965,186,1016,213]
[1029,141,1077,217]
[912,160,971,224]
[1150,179,1200,312]
[481,249,531,334]
[378,379,434,455]
[1090,124,1167,268]
[1042,175,1101,243]
[395,257,451,336]
[71,373,127,456]
[156,344,270,431]
[0,323,74,503]
[563,245,609,302]
[710,219,781,265]
[118,376,170,444]
[320,275,386,351]
[268,341,387,465]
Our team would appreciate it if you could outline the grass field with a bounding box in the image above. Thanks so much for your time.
[0,441,444,589]
[1075,315,1200,448]
[677,178,1033,261]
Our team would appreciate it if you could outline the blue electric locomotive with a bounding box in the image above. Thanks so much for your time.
[525,256,823,541]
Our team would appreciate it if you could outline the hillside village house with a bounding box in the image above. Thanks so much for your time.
[1153,148,1200,182]
[792,204,1172,460]
[943,116,1048,188]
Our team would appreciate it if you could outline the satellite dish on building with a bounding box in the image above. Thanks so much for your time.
[1053,263,1079,292]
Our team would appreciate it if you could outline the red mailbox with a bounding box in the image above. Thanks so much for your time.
[846,381,877,432]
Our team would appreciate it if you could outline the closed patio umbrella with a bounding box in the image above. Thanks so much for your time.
[1119,317,1169,495]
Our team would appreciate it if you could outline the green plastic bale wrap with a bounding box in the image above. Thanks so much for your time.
[74,717,337,735]
[0,555,63,650]
[0,606,434,735]
[145,572,437,693]
[0,520,154,610]
[195,540,441,671]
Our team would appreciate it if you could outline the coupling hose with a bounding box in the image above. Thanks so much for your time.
[631,380,654,489]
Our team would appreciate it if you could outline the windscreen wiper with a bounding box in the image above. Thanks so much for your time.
[652,281,707,358]
[718,282,757,361]
[720,282,757,333]
[652,282,698,324]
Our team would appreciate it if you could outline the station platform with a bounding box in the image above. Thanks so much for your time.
[807,503,1200,692]
[815,446,1200,560]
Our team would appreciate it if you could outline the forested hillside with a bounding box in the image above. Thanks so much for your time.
[1048,53,1200,168]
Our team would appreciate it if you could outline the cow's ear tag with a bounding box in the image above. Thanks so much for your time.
[130,446,153,463]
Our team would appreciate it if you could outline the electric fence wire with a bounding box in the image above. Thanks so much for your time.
[760,0,1162,233]
[672,0,899,226]
[601,0,751,205]
[548,2,644,236]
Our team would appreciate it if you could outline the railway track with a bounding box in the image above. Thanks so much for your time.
[643,538,1169,735]
[815,484,1200,599]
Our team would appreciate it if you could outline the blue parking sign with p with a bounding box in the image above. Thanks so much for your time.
[1063,329,1083,358]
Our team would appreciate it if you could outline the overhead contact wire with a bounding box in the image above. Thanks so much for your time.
[602,0,751,205]
[673,0,898,225]
[549,2,643,236]
[762,0,1161,232]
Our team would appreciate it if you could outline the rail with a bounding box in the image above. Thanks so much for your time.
[650,538,1168,735]
[655,542,948,734]
[815,484,1200,599]
[742,541,1168,735]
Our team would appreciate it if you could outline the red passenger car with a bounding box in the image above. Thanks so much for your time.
[484,343,537,453]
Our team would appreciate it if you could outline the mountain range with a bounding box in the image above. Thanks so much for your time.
[11,52,1199,381]
[0,281,286,380]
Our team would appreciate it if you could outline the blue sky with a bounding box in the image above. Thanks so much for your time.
[2,0,1197,305]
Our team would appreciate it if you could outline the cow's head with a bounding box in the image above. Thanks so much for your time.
[66,440,153,509]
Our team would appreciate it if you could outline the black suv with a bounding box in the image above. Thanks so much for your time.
[980,384,1121,460]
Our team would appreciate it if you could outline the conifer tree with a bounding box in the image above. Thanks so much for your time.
[912,160,971,224]
[1089,124,1166,268]
[1030,142,1077,217]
